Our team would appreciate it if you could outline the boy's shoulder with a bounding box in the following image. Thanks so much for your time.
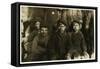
[71,31,84,36]
[78,31,83,35]
[77,31,84,38]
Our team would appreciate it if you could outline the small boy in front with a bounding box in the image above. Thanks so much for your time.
[66,21,88,59]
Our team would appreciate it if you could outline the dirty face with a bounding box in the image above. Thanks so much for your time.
[73,22,80,32]
[40,27,48,37]
[59,23,66,32]
[35,21,40,29]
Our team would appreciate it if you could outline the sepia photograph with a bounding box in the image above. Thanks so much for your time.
[19,4,97,64]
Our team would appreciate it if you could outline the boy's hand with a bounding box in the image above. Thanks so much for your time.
[65,53,71,60]
[81,51,89,59]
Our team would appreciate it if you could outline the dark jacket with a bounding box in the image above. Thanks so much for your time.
[27,34,49,61]
[27,29,40,42]
[69,31,87,55]
[47,31,71,60]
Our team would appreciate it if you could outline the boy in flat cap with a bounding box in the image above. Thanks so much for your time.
[66,20,88,59]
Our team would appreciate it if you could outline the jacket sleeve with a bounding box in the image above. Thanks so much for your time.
[65,32,72,53]
[81,32,87,52]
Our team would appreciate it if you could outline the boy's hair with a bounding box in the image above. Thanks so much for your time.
[70,20,82,32]
[40,25,48,30]
[72,20,82,28]
[72,20,81,25]
[57,20,66,27]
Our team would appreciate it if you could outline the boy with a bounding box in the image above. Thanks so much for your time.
[48,20,71,60]
[27,26,49,61]
[66,21,88,59]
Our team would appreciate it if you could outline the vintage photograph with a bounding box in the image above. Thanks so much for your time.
[20,5,96,64]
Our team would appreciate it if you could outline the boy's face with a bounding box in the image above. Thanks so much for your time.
[40,27,48,36]
[35,21,40,29]
[73,22,80,31]
[59,23,66,32]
